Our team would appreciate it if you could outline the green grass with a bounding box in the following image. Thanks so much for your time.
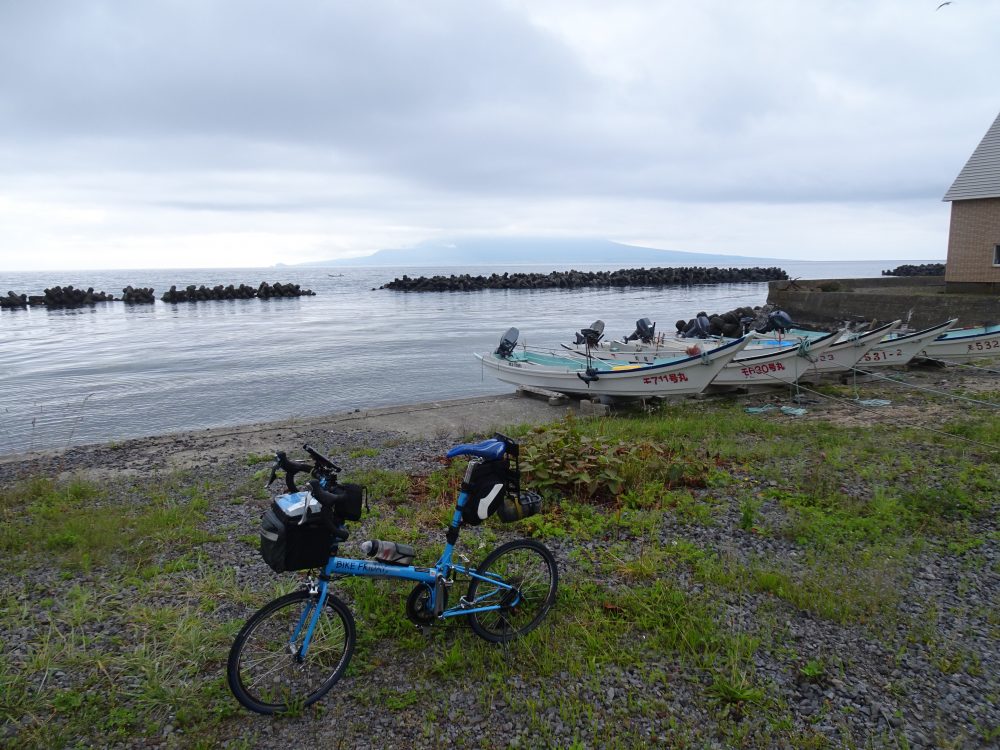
[1,385,996,748]
[0,476,218,572]
[342,468,410,505]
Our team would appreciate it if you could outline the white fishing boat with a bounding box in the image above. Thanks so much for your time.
[573,321,899,378]
[710,331,840,387]
[798,321,902,374]
[563,318,802,362]
[565,328,841,388]
[782,319,994,365]
[475,329,752,398]
[917,323,1000,361]
[856,319,958,367]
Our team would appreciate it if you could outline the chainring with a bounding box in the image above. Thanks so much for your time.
[405,583,447,625]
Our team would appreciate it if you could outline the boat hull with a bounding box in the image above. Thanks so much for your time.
[785,320,997,364]
[476,337,751,397]
[710,332,839,386]
[575,332,840,387]
[568,325,896,380]
[854,320,957,368]
[918,324,1000,361]
[789,321,901,375]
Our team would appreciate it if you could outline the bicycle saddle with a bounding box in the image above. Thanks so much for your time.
[446,439,506,461]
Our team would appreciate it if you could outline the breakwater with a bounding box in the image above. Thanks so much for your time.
[882,263,945,277]
[0,285,118,309]
[1,291,28,309]
[610,304,775,340]
[767,276,997,328]
[380,266,788,292]
[0,281,314,309]
[160,281,313,302]
[122,286,156,304]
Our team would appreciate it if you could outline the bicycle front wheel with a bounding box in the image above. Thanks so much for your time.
[227,590,355,714]
[467,538,558,643]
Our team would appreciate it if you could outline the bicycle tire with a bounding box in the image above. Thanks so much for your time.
[227,590,355,714]
[467,538,558,643]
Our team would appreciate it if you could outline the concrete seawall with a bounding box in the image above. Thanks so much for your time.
[767,276,998,328]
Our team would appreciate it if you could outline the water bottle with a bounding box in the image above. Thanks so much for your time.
[359,539,415,566]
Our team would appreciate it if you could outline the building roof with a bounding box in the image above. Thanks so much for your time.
[944,111,1000,201]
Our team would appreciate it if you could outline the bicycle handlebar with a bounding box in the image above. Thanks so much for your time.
[267,444,341,494]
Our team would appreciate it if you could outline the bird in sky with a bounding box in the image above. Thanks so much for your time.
[936,1,953,9]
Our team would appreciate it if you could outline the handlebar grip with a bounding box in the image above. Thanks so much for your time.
[274,451,315,493]
[308,480,344,509]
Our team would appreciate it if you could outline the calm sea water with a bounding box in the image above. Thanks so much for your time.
[0,260,926,455]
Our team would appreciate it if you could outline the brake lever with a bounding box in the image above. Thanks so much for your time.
[266,451,287,487]
[268,450,299,492]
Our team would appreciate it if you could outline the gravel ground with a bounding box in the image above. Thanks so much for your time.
[1,369,998,749]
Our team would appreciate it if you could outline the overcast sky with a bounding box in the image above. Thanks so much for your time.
[1,0,997,271]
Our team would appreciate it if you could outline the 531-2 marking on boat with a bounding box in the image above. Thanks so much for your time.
[863,349,902,362]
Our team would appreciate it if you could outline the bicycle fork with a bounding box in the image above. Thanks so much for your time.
[290,581,329,662]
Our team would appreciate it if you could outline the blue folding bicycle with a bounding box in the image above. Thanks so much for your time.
[226,434,558,714]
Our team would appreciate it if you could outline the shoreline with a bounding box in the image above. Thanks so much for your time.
[0,392,572,479]
[3,360,997,482]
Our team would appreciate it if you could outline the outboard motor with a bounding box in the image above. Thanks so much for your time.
[624,317,656,344]
[574,319,605,347]
[771,310,794,332]
[756,310,795,334]
[681,312,711,339]
[496,327,519,358]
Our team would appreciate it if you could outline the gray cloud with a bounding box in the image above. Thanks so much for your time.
[0,2,585,138]
[0,0,996,270]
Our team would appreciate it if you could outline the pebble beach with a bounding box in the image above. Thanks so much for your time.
[1,364,997,749]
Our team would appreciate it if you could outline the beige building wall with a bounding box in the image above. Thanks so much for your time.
[945,197,1000,284]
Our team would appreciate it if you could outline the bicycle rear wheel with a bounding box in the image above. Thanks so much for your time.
[467,538,558,643]
[227,590,355,714]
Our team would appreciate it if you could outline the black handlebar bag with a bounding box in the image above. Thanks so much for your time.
[325,482,365,522]
[260,491,335,573]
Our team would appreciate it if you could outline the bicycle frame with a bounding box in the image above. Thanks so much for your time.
[294,475,517,659]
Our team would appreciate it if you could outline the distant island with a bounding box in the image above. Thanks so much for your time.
[291,237,779,267]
